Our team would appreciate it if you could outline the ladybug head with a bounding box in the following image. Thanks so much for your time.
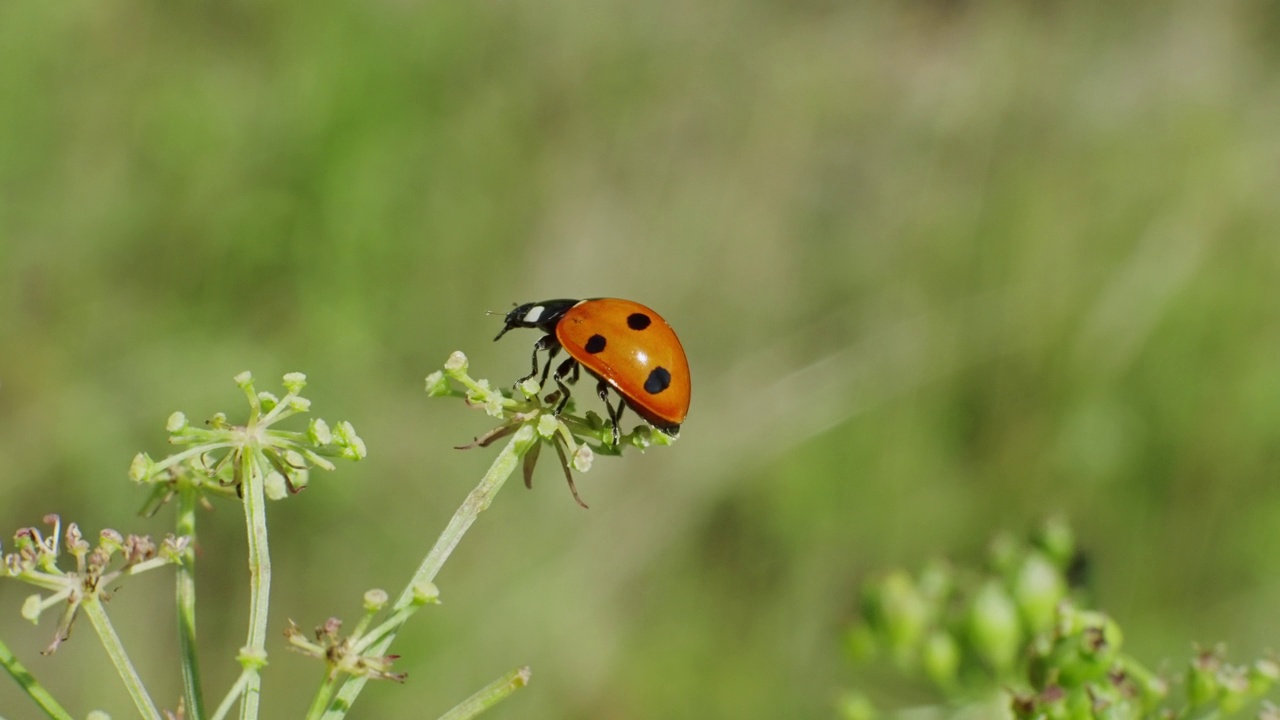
[493,299,580,341]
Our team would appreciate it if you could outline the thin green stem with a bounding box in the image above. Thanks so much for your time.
[319,426,531,720]
[238,449,272,720]
[210,671,251,720]
[82,598,163,720]
[176,483,207,720]
[0,635,74,720]
[303,671,340,720]
[436,667,531,720]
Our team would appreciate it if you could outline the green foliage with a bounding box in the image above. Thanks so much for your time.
[845,521,1280,719]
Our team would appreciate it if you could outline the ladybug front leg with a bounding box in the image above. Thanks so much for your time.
[596,380,625,446]
[551,357,579,415]
[519,335,560,389]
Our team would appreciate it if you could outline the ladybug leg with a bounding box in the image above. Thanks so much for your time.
[597,379,624,446]
[551,358,578,415]
[519,335,560,389]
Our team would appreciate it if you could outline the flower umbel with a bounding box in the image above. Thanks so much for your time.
[1,515,187,654]
[129,372,367,511]
[427,351,672,509]
[286,584,440,687]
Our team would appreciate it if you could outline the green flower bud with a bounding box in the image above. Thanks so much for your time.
[444,351,468,374]
[334,421,367,460]
[1034,516,1076,569]
[412,581,440,605]
[572,445,593,472]
[363,589,389,612]
[129,453,154,482]
[518,377,540,397]
[968,579,1022,675]
[1216,663,1251,714]
[257,391,279,413]
[264,472,288,500]
[1187,647,1221,708]
[166,412,188,433]
[537,414,560,438]
[922,630,960,689]
[309,418,332,446]
[424,371,450,396]
[1251,657,1280,697]
[864,571,929,667]
[233,371,253,388]
[1014,551,1067,634]
[282,372,307,394]
[21,594,43,623]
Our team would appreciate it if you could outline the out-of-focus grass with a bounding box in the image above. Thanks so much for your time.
[2,1,1279,717]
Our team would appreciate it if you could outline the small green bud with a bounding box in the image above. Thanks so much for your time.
[412,582,441,605]
[257,391,279,412]
[288,395,312,412]
[22,594,43,623]
[1217,663,1251,714]
[129,453,153,482]
[1035,516,1076,569]
[968,579,1022,675]
[264,472,288,500]
[921,630,960,689]
[363,589,389,612]
[99,528,123,552]
[1250,657,1280,697]
[444,351,468,374]
[864,571,929,668]
[1014,551,1067,634]
[537,414,560,438]
[424,371,450,396]
[518,377,540,397]
[309,418,332,445]
[572,445,593,472]
[234,371,253,388]
[512,424,537,451]
[1187,647,1222,708]
[166,412,188,433]
[282,372,307,394]
[483,391,504,418]
[208,412,228,429]
[334,421,367,460]
[837,691,876,720]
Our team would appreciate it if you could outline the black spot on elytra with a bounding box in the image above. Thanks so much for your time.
[627,313,651,330]
[585,334,607,354]
[644,367,671,395]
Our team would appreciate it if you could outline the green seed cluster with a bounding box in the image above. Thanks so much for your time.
[843,519,1280,719]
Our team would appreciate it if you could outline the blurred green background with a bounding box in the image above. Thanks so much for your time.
[3,0,1280,717]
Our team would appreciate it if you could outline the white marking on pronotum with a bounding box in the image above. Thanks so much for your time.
[523,305,545,323]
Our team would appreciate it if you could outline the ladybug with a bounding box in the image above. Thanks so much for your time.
[494,298,691,444]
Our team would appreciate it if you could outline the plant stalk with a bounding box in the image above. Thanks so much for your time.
[176,482,207,720]
[238,448,272,720]
[82,598,163,720]
[318,426,529,719]
[0,635,74,720]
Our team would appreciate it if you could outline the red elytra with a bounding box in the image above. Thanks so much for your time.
[494,298,691,443]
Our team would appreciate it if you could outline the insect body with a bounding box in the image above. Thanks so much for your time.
[494,298,691,444]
